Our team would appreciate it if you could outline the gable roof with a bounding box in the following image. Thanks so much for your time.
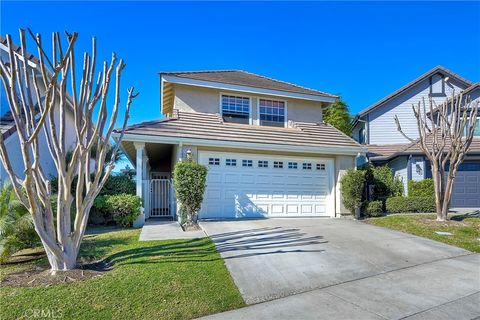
[160,70,338,99]
[115,110,364,157]
[357,66,473,118]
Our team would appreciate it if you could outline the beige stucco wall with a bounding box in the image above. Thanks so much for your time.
[334,155,356,216]
[172,84,325,124]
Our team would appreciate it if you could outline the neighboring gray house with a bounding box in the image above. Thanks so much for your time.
[352,66,480,208]
[114,70,365,226]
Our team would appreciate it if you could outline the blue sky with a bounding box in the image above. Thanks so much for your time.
[1,1,479,124]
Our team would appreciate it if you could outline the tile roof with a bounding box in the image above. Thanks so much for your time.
[358,66,473,118]
[367,136,480,162]
[160,70,337,99]
[118,110,363,152]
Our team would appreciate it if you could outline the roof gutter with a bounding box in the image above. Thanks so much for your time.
[112,132,367,156]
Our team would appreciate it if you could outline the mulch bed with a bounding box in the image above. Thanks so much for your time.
[1,261,112,288]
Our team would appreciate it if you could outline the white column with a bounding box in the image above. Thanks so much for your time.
[133,142,146,228]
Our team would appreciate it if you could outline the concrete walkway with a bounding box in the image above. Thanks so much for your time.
[199,218,480,320]
[139,220,206,241]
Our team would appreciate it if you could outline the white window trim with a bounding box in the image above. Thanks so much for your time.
[256,98,288,127]
[219,92,253,125]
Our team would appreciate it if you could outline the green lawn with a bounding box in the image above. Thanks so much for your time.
[366,214,480,253]
[0,229,244,319]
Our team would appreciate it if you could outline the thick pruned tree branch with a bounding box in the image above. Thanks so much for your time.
[0,29,137,272]
[394,91,478,221]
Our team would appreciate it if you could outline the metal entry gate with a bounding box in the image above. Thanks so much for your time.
[150,179,173,218]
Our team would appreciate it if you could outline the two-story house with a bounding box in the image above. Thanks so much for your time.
[352,66,480,208]
[114,70,365,226]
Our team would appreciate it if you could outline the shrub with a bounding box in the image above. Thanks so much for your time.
[340,169,366,216]
[173,160,208,226]
[0,185,40,262]
[89,196,114,225]
[366,201,384,217]
[386,196,436,213]
[104,194,142,227]
[366,165,404,200]
[408,179,434,197]
[50,174,135,197]
[100,175,135,196]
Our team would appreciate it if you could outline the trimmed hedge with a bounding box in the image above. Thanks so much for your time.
[366,201,384,217]
[408,179,434,197]
[386,196,436,213]
[89,194,141,227]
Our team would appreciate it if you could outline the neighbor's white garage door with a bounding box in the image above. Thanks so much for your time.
[198,151,334,219]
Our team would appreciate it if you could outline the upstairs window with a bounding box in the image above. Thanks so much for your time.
[429,74,445,97]
[221,95,250,124]
[259,99,285,127]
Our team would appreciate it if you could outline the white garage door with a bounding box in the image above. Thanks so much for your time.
[450,162,480,208]
[198,151,335,219]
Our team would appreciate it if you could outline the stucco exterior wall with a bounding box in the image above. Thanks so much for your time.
[172,84,325,124]
[334,155,356,216]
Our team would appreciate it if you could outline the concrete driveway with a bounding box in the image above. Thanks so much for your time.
[199,218,480,320]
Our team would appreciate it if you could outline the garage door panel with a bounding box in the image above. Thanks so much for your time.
[199,152,334,218]
[449,162,480,208]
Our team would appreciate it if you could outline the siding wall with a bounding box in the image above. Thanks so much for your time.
[367,76,466,144]
[388,156,408,195]
[1,107,77,184]
[172,84,325,124]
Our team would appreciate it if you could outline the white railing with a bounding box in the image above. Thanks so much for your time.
[143,179,176,218]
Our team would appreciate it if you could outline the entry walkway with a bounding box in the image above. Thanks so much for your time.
[139,220,206,241]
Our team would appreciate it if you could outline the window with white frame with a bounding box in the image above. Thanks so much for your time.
[302,163,312,170]
[221,95,250,124]
[273,161,284,169]
[288,162,298,169]
[316,163,326,171]
[226,159,237,166]
[259,99,285,127]
[208,158,220,165]
[242,160,253,167]
[258,160,268,168]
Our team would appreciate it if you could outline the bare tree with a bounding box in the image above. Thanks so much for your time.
[395,92,478,221]
[0,29,137,272]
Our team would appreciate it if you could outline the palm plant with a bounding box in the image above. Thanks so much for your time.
[0,185,39,262]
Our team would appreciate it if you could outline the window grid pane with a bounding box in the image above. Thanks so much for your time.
[259,99,285,123]
[273,161,284,169]
[208,158,220,165]
[242,160,253,167]
[302,163,312,170]
[222,95,250,116]
[316,163,326,171]
[226,159,237,166]
[258,160,268,168]
[288,162,298,169]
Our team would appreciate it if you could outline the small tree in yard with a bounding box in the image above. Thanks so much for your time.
[395,92,478,221]
[173,159,208,228]
[340,169,366,218]
[0,30,137,272]
[323,98,352,136]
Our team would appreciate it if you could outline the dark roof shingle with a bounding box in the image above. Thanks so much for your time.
[160,70,337,99]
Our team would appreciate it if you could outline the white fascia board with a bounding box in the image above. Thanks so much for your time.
[162,75,337,104]
[113,132,366,156]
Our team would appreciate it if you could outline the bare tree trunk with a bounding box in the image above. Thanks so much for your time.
[395,92,478,222]
[0,30,137,271]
